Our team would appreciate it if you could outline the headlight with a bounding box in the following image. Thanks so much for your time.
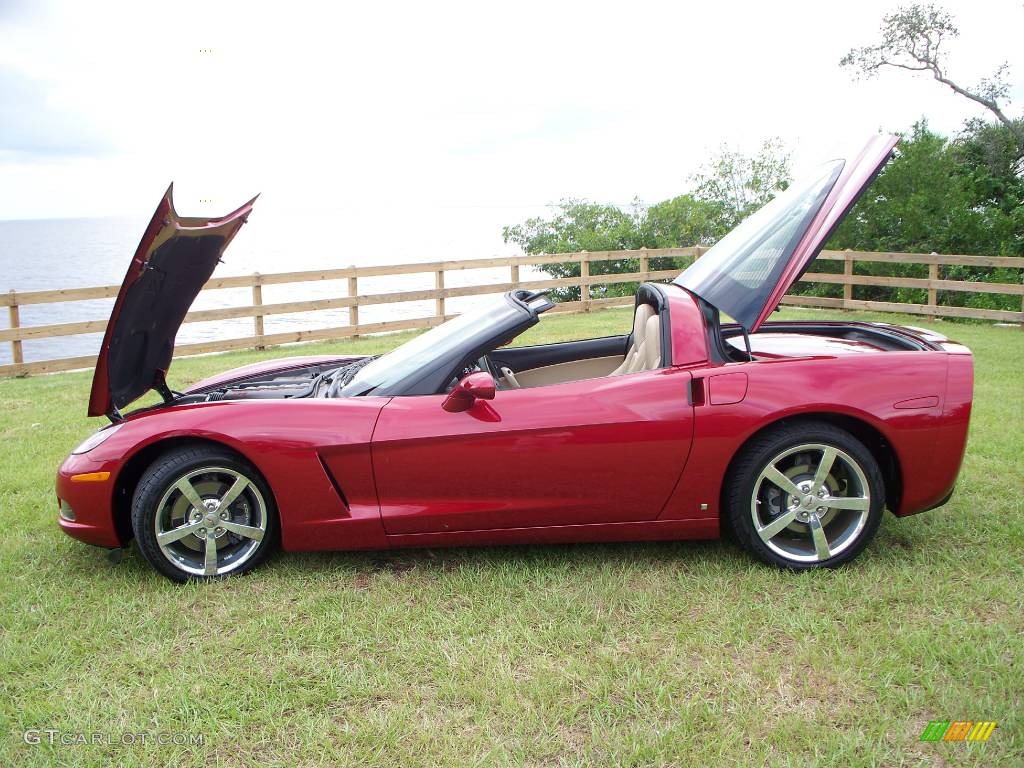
[71,424,123,455]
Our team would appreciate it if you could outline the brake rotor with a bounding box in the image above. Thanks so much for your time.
[762,455,843,531]
[167,475,253,553]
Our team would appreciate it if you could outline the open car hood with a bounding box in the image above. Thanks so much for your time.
[88,186,257,418]
[674,134,899,333]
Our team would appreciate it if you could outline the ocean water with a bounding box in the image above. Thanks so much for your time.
[0,208,543,366]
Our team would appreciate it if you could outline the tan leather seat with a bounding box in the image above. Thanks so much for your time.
[640,314,661,370]
[611,303,658,375]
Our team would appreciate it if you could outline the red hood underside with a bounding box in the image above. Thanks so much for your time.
[88,186,257,417]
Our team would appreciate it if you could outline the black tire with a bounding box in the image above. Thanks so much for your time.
[131,445,278,582]
[724,420,885,569]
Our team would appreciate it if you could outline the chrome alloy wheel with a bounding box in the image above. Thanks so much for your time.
[750,443,871,564]
[154,466,268,577]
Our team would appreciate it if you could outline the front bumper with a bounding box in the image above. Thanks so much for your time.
[55,453,122,548]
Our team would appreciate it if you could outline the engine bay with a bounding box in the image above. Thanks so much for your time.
[175,359,376,404]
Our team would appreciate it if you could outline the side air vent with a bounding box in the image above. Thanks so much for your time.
[317,455,350,510]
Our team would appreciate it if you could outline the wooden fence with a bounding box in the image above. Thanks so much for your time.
[1,246,1021,377]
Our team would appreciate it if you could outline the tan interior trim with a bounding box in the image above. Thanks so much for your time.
[513,355,623,388]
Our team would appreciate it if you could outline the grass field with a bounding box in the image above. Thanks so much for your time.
[1,306,1021,767]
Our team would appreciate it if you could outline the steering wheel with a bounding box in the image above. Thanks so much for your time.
[476,354,524,390]
[474,354,496,378]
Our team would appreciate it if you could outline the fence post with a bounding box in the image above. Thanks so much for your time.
[435,269,445,320]
[843,249,853,309]
[927,253,939,321]
[580,253,591,311]
[7,290,23,372]
[694,246,707,260]
[639,248,649,279]
[251,273,265,350]
[510,263,520,289]
[348,274,359,337]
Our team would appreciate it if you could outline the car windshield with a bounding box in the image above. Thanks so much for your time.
[339,297,524,396]
[674,158,845,331]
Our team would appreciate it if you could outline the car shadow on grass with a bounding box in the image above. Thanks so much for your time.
[58,510,947,589]
[279,537,742,578]
[62,535,745,587]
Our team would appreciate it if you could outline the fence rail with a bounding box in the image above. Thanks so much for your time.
[1,246,1021,377]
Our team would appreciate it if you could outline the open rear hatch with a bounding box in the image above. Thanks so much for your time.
[674,134,899,333]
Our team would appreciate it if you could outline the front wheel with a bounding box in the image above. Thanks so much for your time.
[725,421,885,569]
[131,445,278,582]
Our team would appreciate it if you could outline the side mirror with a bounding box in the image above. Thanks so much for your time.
[442,371,496,412]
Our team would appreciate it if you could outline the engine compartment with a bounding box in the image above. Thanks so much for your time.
[175,361,354,404]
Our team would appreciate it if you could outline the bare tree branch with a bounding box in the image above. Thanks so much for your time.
[840,3,1023,153]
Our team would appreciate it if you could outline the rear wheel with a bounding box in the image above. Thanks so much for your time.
[725,421,884,569]
[131,445,278,582]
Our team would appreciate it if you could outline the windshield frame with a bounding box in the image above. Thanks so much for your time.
[340,292,549,397]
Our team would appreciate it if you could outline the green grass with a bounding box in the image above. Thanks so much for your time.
[1,306,1021,767]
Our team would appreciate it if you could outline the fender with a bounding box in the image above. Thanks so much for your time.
[88,398,391,551]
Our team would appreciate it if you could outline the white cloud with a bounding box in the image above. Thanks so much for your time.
[0,0,1020,235]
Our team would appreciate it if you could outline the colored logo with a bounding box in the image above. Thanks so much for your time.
[920,721,996,742]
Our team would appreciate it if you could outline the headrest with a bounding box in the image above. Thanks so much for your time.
[633,303,655,341]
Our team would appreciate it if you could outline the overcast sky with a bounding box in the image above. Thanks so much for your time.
[1,0,1021,228]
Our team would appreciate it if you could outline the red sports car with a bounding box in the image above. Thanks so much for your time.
[57,135,973,581]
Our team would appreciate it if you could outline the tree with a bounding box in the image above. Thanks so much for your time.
[825,121,1023,310]
[501,143,791,301]
[840,4,1023,157]
[641,195,728,250]
[828,122,971,254]
[500,199,644,256]
[958,118,1024,204]
[501,196,724,301]
[690,139,791,229]
[501,200,647,301]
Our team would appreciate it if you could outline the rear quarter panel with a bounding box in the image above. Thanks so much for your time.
[659,349,966,523]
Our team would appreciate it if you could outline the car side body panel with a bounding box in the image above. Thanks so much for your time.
[371,367,695,535]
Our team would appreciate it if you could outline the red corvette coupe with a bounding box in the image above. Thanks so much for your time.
[57,135,973,581]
